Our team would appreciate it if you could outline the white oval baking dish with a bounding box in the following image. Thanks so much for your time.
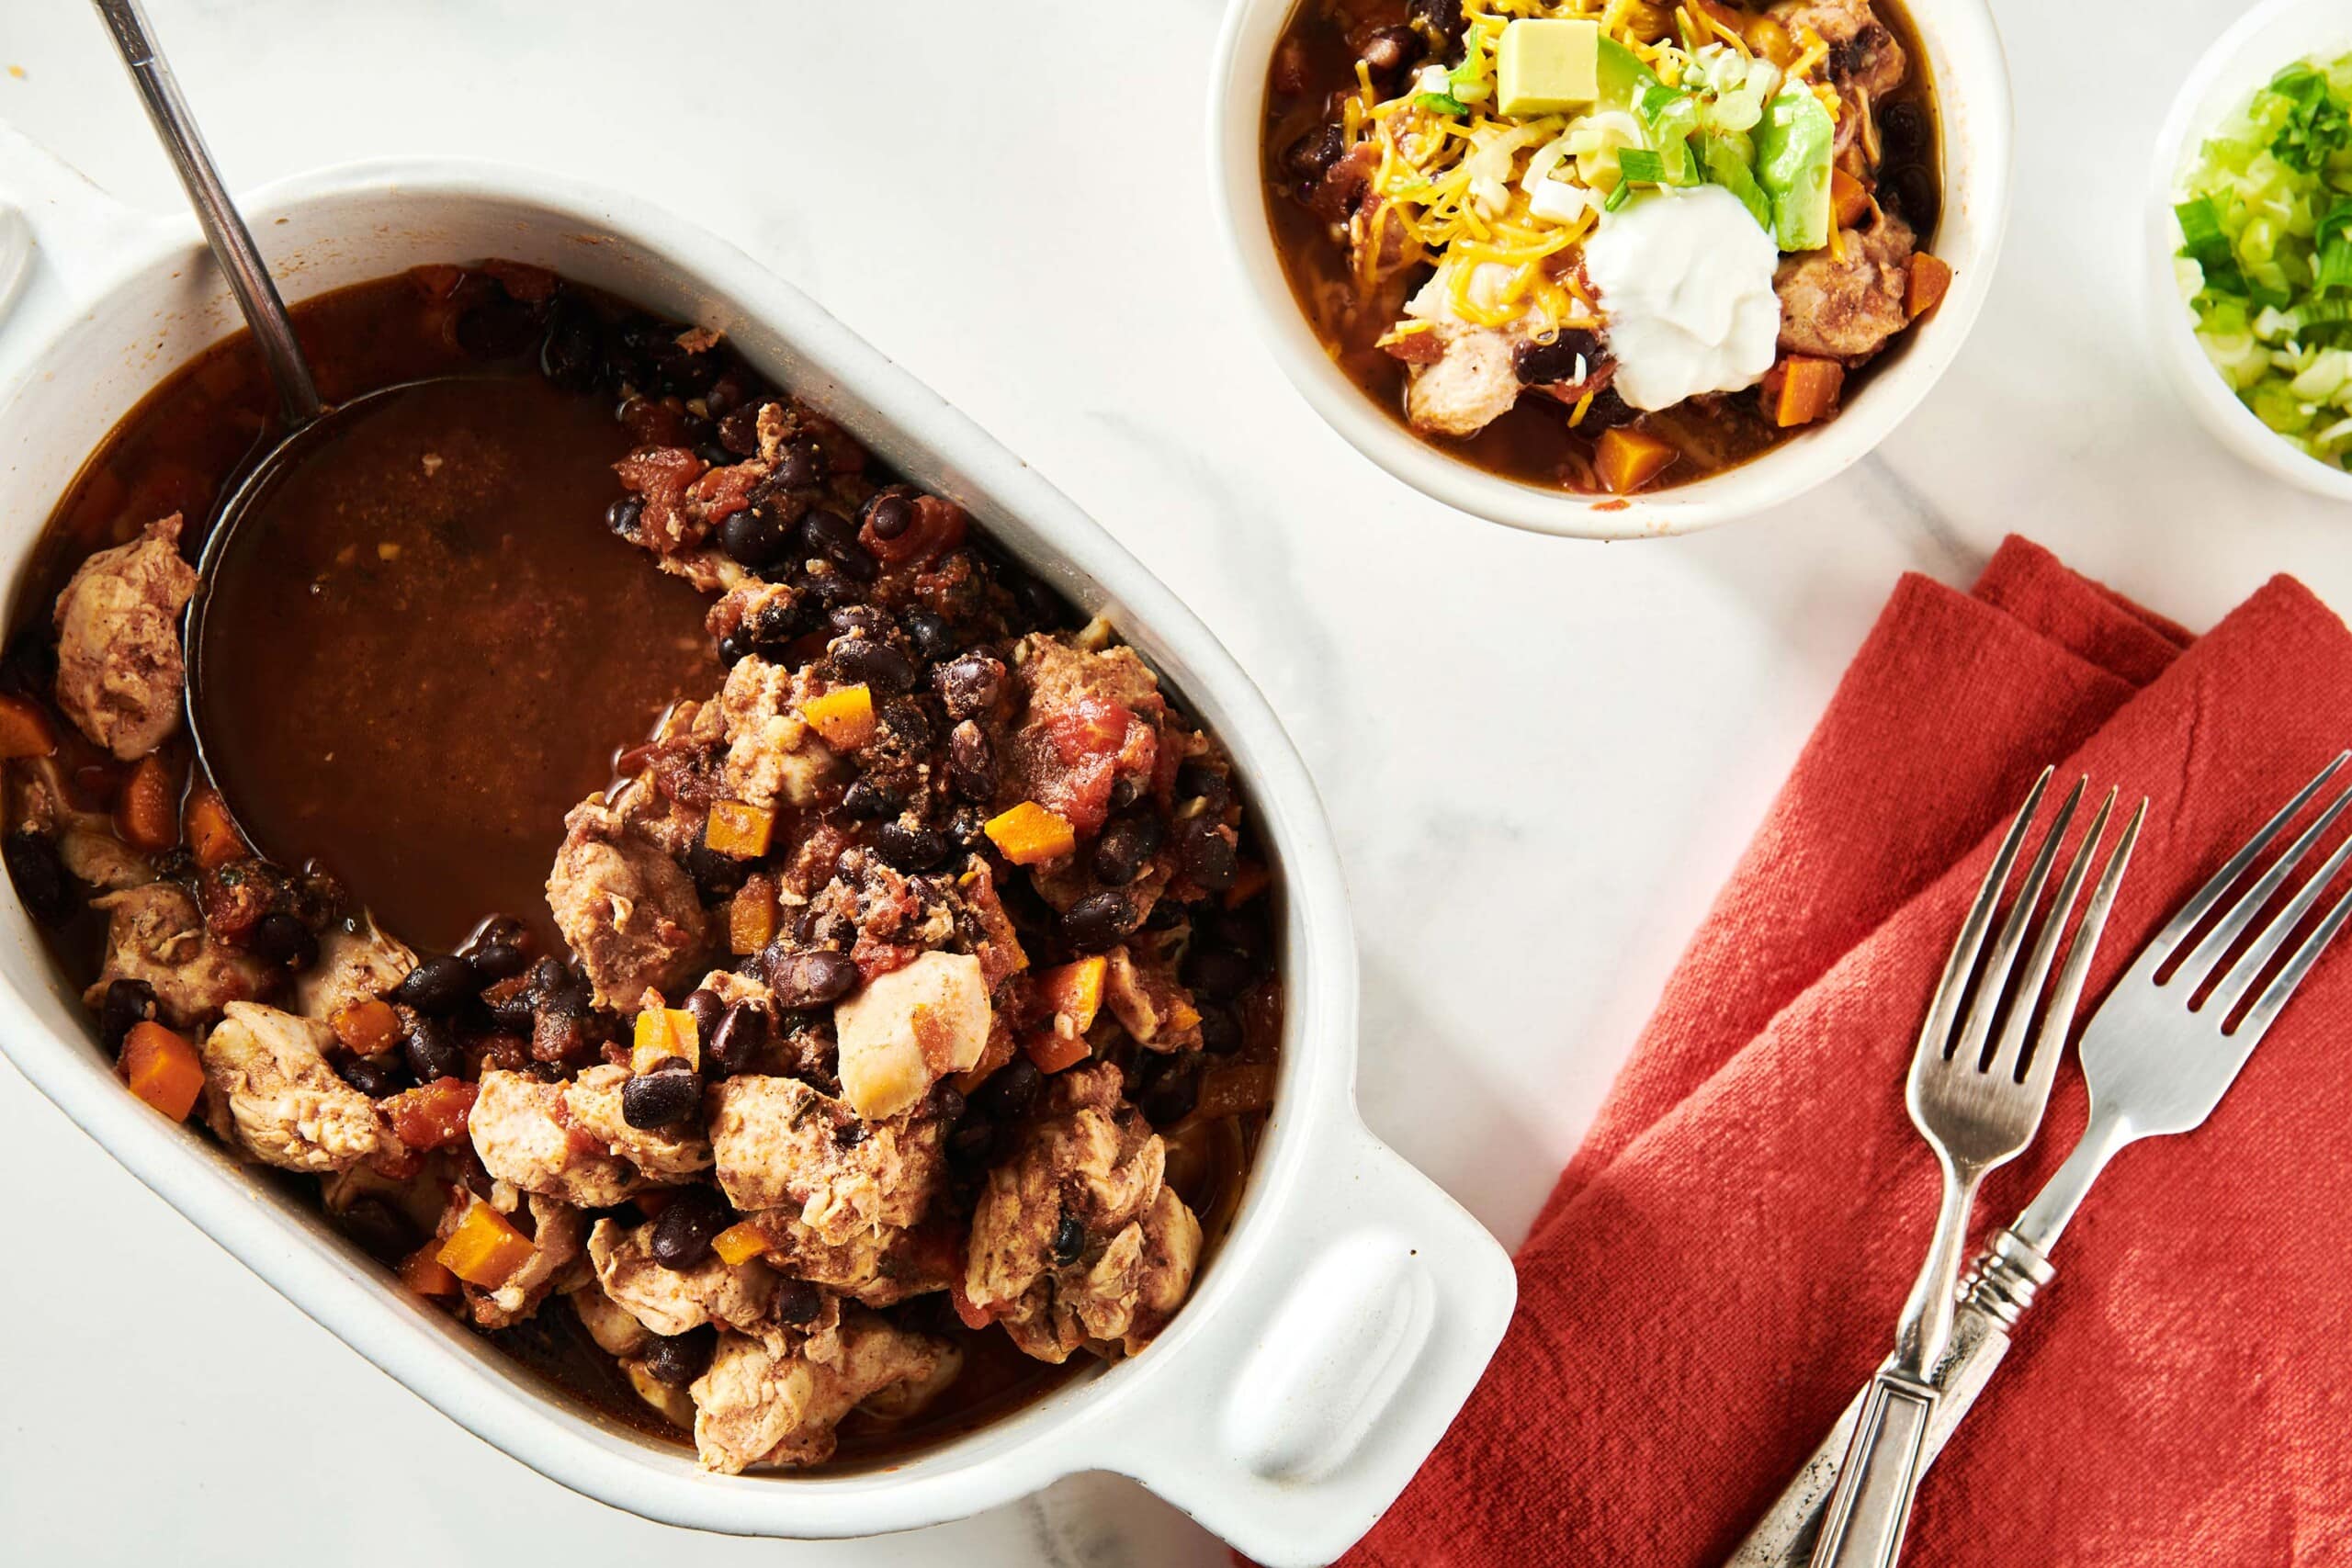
[0,130,1515,1567]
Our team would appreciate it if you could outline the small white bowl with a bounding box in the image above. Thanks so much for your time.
[1207,0,2015,539]
[2144,0,2352,504]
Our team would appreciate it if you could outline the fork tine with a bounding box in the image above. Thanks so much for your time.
[1992,787,2117,1083]
[2235,874,2352,1045]
[1919,766,2052,1057]
[2207,793,2352,1020]
[2177,778,2352,998]
[2023,794,2143,1093]
[1958,776,2086,1071]
[2150,750,2350,968]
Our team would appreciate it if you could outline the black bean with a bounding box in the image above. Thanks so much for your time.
[1051,1213,1087,1266]
[947,721,995,802]
[945,1114,998,1171]
[1196,1004,1242,1055]
[694,442,733,469]
[1009,572,1071,628]
[1410,0,1466,47]
[707,998,769,1077]
[874,822,950,873]
[1883,165,1939,234]
[829,605,888,637]
[450,291,538,359]
[684,987,726,1044]
[1138,1053,1203,1128]
[718,506,792,572]
[774,1277,823,1325]
[717,404,763,457]
[834,1120,869,1148]
[1107,776,1142,813]
[97,978,157,1055]
[336,1053,412,1099]
[775,441,827,492]
[650,1187,732,1269]
[1090,815,1163,886]
[486,987,538,1032]
[539,298,604,391]
[1061,890,1143,953]
[337,1196,423,1264]
[403,1017,467,1082]
[881,699,933,750]
[1880,99,1928,162]
[0,633,57,702]
[800,509,878,581]
[642,1325,718,1386]
[747,594,820,651]
[936,654,1006,719]
[1579,385,1639,434]
[685,829,751,902]
[392,954,476,1015]
[1283,123,1345,183]
[969,1057,1042,1122]
[1183,946,1254,1003]
[864,492,914,541]
[842,778,903,820]
[717,630,752,667]
[252,911,319,970]
[1174,762,1233,813]
[526,955,569,996]
[605,494,644,539]
[1179,822,1239,893]
[901,611,955,666]
[4,831,71,927]
[767,948,860,1008]
[623,1065,703,1129]
[831,638,917,695]
[468,941,530,983]
[1513,330,1607,386]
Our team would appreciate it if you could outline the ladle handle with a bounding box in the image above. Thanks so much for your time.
[91,0,322,426]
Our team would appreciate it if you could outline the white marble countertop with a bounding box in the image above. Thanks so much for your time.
[0,1,2337,1562]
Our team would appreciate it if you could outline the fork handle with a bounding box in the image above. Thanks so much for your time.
[1805,1371,1937,1568]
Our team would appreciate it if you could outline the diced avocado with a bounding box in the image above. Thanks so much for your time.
[1596,36,1658,114]
[1497,17,1599,118]
[1755,86,1836,252]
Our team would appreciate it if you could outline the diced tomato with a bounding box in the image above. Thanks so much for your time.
[385,1077,478,1150]
[949,1277,996,1331]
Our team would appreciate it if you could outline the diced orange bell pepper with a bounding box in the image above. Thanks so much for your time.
[384,1077,478,1150]
[119,1020,204,1121]
[799,683,876,750]
[711,1221,768,1267]
[1022,1028,1092,1075]
[985,802,1077,866]
[1770,355,1846,428]
[1594,425,1678,495]
[1037,955,1107,1033]
[729,877,778,955]
[705,799,775,858]
[1907,252,1953,319]
[1195,1061,1277,1122]
[631,1005,701,1074]
[1830,168,1872,230]
[398,1244,460,1298]
[0,694,57,760]
[435,1198,537,1289]
[950,1023,1018,1095]
[184,786,246,869]
[113,752,179,852]
[331,998,404,1056]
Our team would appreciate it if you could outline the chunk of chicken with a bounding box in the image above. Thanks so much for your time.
[51,513,200,760]
[965,1063,1202,1363]
[85,882,270,1029]
[1770,0,1907,101]
[831,950,992,1120]
[707,1076,945,1245]
[571,1280,653,1359]
[15,758,150,892]
[564,1064,713,1182]
[292,917,416,1023]
[546,796,707,1010]
[586,1216,776,1338]
[439,1187,584,1330]
[469,1069,639,1208]
[718,656,838,813]
[689,1307,962,1473]
[747,1209,960,1308]
[1774,214,1917,363]
[1005,637,1168,837]
[1405,321,1522,436]
[197,1002,389,1173]
[1102,944,1204,1054]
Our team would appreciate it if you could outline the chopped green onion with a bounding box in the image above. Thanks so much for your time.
[1616,147,1667,186]
[1702,135,1772,231]
[1416,92,1468,116]
[1603,179,1635,213]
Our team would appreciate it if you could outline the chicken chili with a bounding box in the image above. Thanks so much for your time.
[1263,0,1945,494]
[6,263,1280,1471]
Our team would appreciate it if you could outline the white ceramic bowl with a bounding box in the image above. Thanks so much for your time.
[2143,0,2352,504]
[1207,0,2015,538]
[0,129,1514,1566]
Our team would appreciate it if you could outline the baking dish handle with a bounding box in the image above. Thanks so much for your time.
[1089,1118,1516,1567]
[0,120,153,369]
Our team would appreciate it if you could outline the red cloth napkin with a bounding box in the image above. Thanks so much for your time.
[1346,537,2352,1567]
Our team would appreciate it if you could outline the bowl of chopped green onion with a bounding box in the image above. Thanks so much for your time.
[2151,0,2352,501]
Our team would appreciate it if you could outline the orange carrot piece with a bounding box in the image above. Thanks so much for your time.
[398,1244,461,1298]
[729,877,778,955]
[712,1222,769,1267]
[950,1023,1018,1095]
[114,753,179,852]
[1907,253,1953,319]
[984,802,1077,866]
[799,684,876,750]
[705,799,775,858]
[1037,955,1107,1034]
[435,1199,536,1289]
[185,786,245,869]
[1195,1061,1277,1122]
[1022,1028,1092,1075]
[331,998,404,1056]
[1771,356,1846,428]
[120,1021,204,1121]
[0,694,57,760]
[631,1005,701,1074]
[1830,168,1872,229]
[1594,426,1679,495]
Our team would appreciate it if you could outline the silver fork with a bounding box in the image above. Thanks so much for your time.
[1808,773,2137,1568]
[1736,752,2352,1568]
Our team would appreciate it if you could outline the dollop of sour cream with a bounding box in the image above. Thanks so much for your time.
[1582,184,1782,411]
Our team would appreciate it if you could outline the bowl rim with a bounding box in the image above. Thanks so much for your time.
[2141,0,2352,505]
[1204,0,2018,539]
[0,150,1419,1543]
